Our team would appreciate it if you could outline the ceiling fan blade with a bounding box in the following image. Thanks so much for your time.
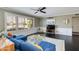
[31,8,37,11]
[40,10,46,13]
[40,7,46,10]
[34,11,38,14]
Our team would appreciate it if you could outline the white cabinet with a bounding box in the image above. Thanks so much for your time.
[55,28,72,36]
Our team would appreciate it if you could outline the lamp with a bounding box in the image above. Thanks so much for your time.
[64,18,69,24]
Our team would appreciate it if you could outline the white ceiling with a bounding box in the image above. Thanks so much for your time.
[1,7,79,18]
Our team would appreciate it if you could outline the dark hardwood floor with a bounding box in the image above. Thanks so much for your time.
[32,32,79,51]
[46,34,79,51]
[46,34,73,51]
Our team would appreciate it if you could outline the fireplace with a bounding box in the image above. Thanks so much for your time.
[46,25,55,34]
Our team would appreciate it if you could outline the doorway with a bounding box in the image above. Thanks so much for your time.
[72,17,79,35]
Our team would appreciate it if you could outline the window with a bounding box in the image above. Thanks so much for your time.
[6,13,34,31]
[18,17,25,29]
[6,15,16,31]
[24,18,33,28]
[18,17,33,30]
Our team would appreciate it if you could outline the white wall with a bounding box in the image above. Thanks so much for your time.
[39,18,47,27]
[39,15,72,36]
[55,15,72,36]
[0,9,5,32]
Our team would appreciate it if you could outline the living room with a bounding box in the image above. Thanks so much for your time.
[0,7,79,51]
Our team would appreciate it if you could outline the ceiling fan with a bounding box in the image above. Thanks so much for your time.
[31,7,46,14]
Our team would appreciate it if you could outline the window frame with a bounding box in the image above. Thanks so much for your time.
[5,12,35,31]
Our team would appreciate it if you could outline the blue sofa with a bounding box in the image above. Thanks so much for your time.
[9,35,56,51]
[10,38,42,51]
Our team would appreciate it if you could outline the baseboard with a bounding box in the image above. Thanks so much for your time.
[73,32,79,35]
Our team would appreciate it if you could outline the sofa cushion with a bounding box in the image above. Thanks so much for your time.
[20,42,42,51]
[38,41,56,51]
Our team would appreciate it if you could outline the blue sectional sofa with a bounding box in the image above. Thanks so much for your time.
[9,35,56,51]
[10,38,41,51]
